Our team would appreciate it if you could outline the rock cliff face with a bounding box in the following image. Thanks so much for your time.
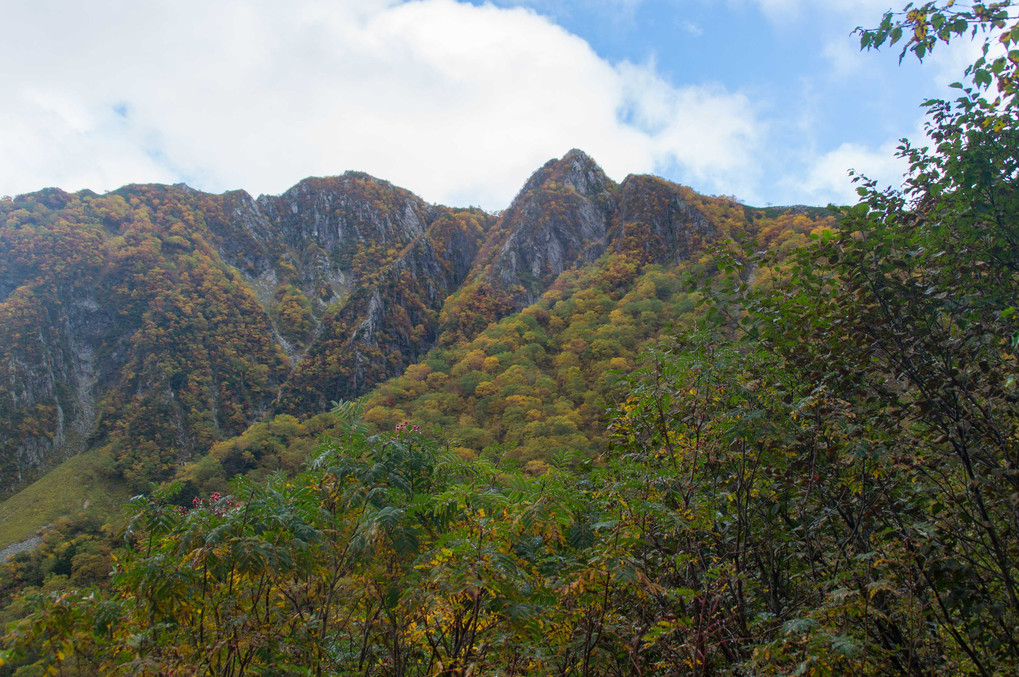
[0,150,787,494]
[608,174,717,264]
[0,195,119,491]
[199,173,431,314]
[275,205,493,414]
[486,150,618,304]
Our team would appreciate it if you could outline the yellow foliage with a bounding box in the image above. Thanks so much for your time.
[453,446,478,461]
[404,363,432,381]
[474,381,498,398]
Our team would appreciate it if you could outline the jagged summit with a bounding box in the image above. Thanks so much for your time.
[553,148,616,197]
[480,152,618,302]
[517,149,615,200]
[276,170,401,200]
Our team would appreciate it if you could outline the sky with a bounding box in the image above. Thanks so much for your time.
[0,0,985,210]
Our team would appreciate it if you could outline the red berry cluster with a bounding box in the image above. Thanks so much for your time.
[395,421,422,433]
[179,492,239,516]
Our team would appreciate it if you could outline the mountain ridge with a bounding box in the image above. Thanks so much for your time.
[0,150,832,495]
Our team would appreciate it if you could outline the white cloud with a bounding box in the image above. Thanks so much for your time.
[617,60,760,192]
[791,139,909,205]
[486,0,645,20]
[822,37,872,77]
[680,20,704,36]
[741,0,897,26]
[0,0,767,209]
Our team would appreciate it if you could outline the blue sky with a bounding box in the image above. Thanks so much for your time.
[516,0,925,144]
[0,0,982,209]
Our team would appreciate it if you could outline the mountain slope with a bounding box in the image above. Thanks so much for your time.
[0,151,834,498]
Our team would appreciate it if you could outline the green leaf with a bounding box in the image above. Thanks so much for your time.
[783,618,819,635]
[831,635,861,658]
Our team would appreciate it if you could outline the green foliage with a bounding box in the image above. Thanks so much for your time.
[273,285,315,347]
[0,510,115,629]
[621,8,1019,671]
[2,407,606,675]
[859,1,1017,102]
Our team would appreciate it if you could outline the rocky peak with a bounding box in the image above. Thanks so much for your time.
[517,148,615,201]
[553,148,616,197]
[439,151,621,329]
[256,172,428,254]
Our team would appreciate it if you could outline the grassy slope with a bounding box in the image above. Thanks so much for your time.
[0,449,129,550]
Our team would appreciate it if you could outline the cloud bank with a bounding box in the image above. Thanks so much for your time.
[0,0,908,208]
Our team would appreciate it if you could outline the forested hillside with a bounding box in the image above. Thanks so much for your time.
[0,149,825,499]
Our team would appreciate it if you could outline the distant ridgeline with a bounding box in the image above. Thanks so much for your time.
[0,150,833,493]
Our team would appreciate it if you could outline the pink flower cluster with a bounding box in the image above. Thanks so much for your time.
[395,421,422,433]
